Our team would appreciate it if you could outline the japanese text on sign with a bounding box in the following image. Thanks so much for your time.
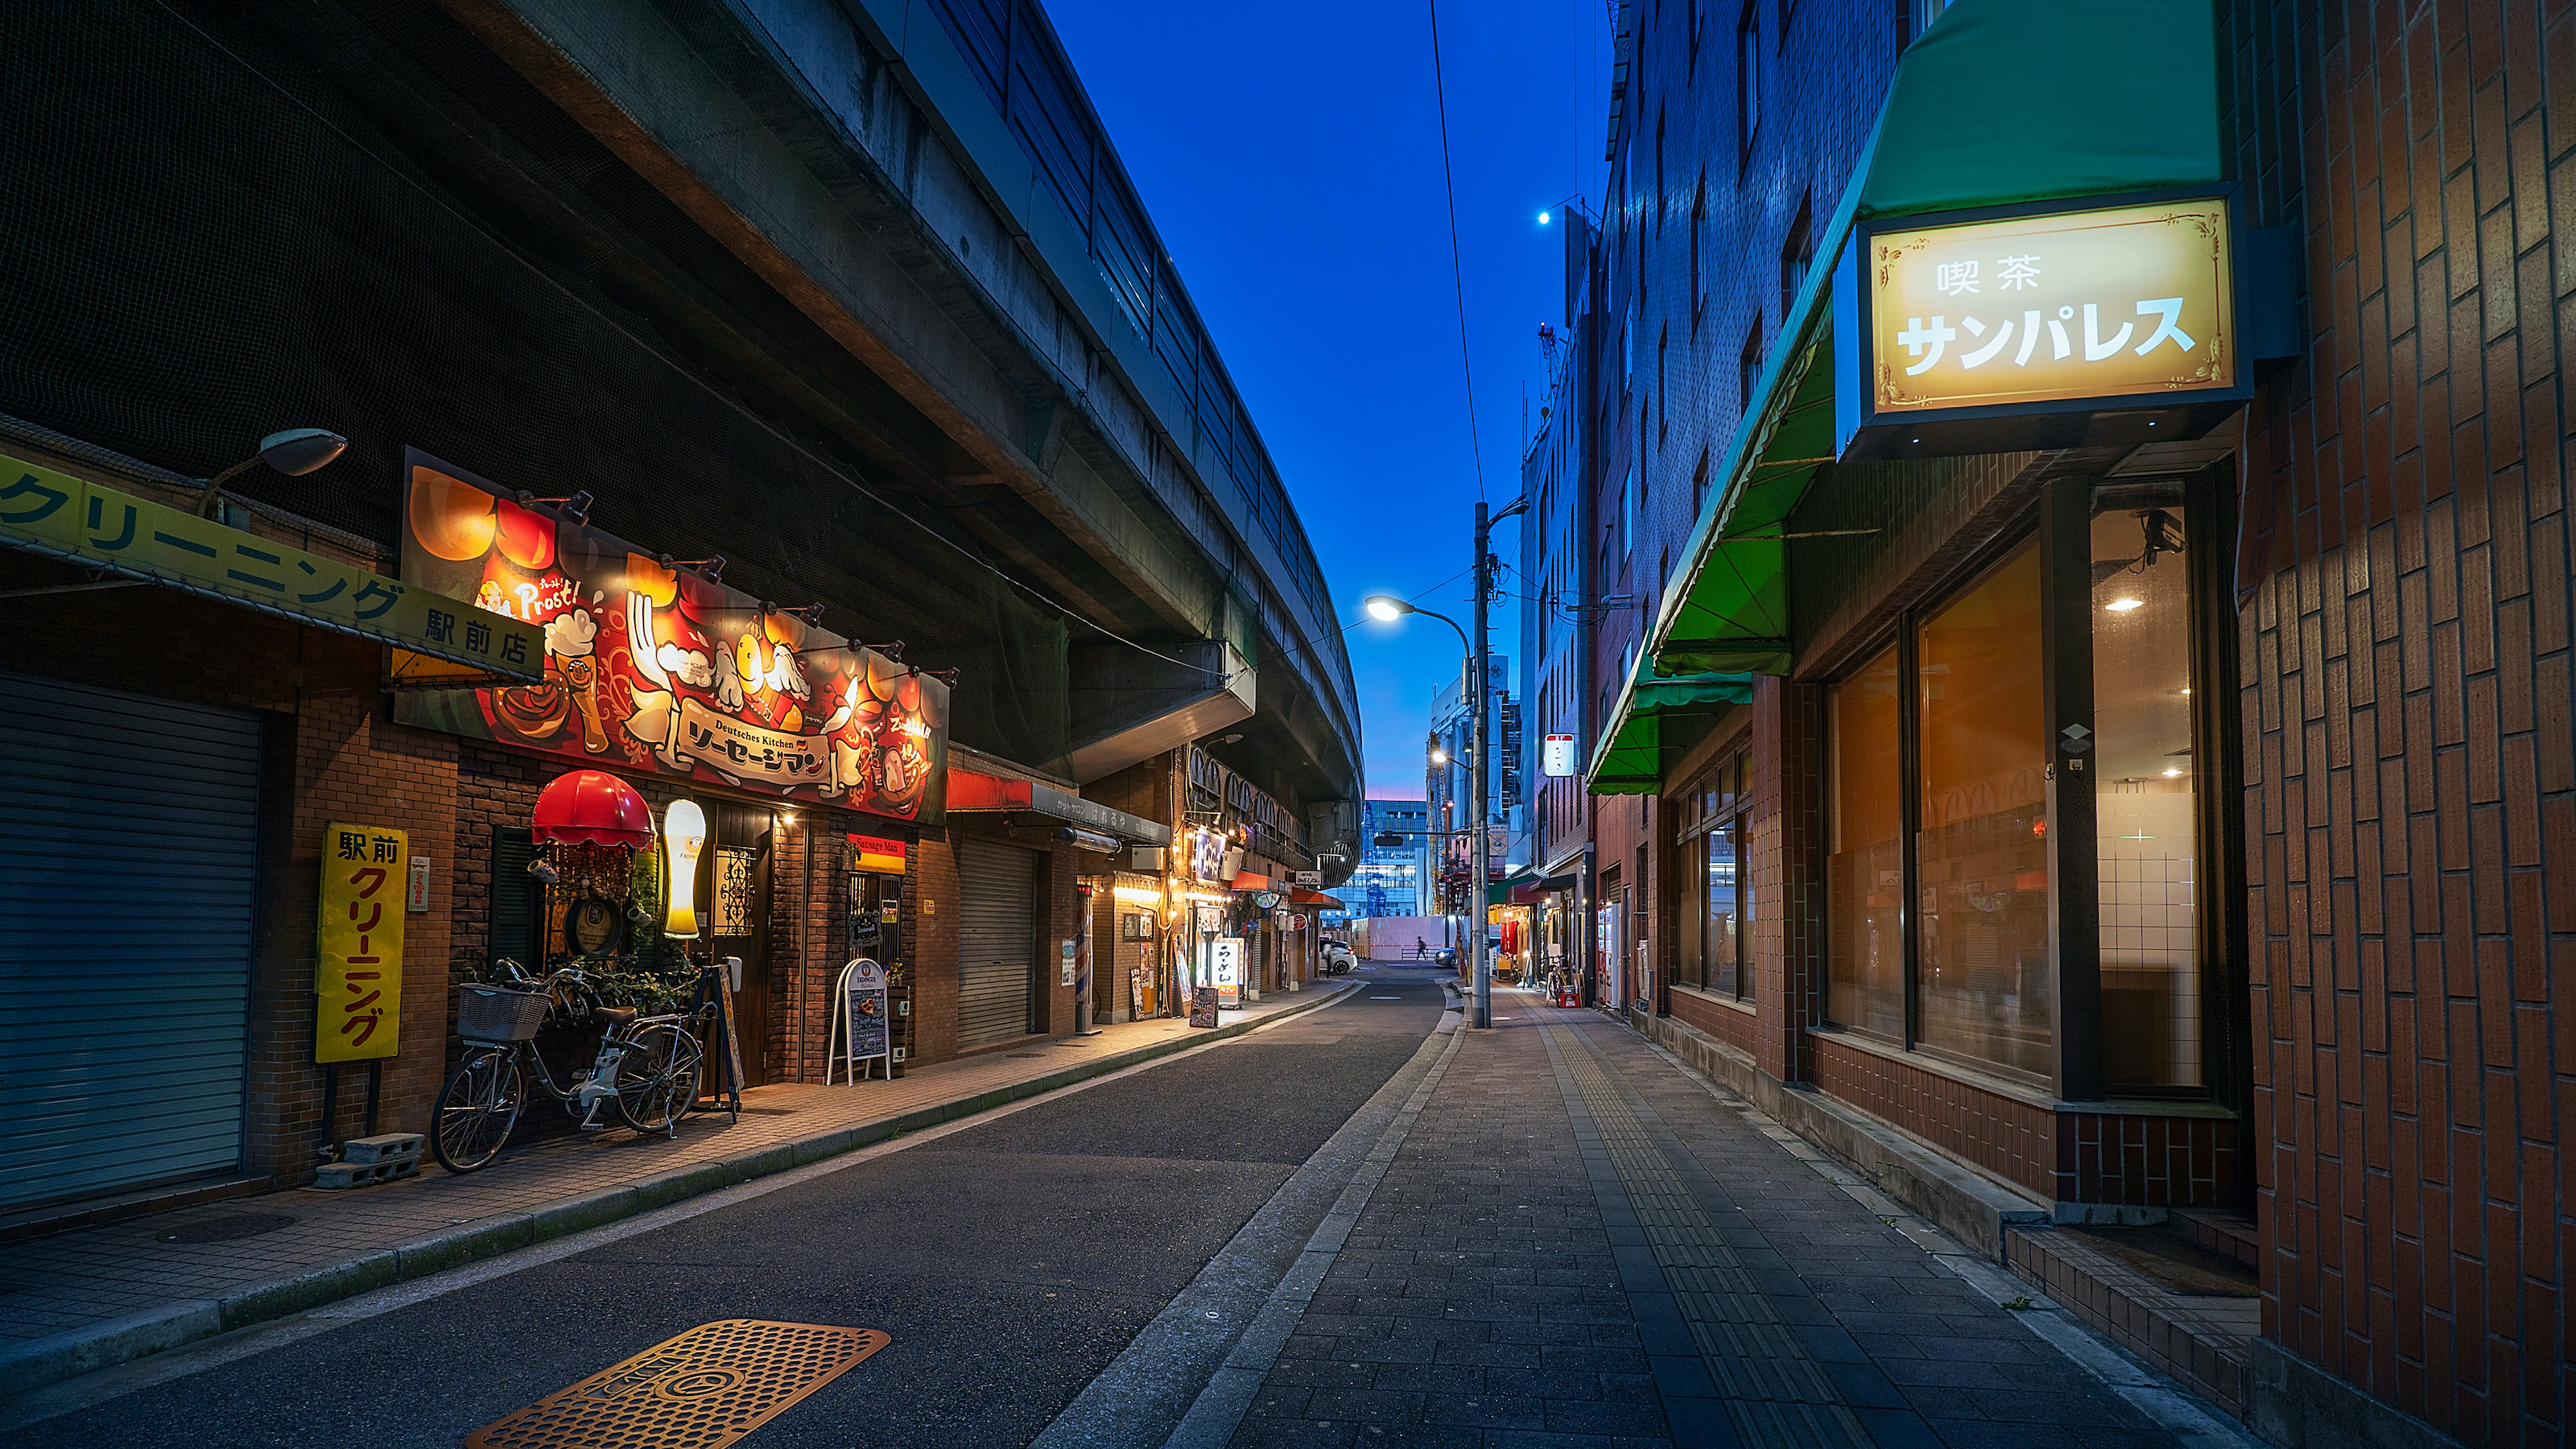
[0,453,543,675]
[1869,200,2234,414]
[317,823,407,1063]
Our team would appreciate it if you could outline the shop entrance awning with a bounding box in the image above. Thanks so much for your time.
[0,451,544,682]
[1598,0,2223,794]
[1587,654,1755,795]
[946,768,1171,845]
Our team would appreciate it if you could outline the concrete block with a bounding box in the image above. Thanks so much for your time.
[340,1133,423,1165]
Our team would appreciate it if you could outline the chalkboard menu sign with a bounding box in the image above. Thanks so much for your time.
[830,957,892,1080]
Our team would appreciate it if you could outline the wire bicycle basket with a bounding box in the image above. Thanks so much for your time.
[456,984,551,1044]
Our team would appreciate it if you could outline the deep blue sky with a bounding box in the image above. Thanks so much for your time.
[1047,1,1612,799]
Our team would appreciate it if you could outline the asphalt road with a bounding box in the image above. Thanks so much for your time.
[1,966,1453,1449]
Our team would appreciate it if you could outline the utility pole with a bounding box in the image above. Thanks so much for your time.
[1469,494,1530,1031]
[1470,500,1493,1031]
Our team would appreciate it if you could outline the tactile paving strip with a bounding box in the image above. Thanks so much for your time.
[465,1319,889,1449]
[1541,1018,1874,1448]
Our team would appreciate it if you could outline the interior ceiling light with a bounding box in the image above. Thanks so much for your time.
[2162,767,2186,777]
[2105,597,2145,613]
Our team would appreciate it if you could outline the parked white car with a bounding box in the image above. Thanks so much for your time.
[1319,941,1356,976]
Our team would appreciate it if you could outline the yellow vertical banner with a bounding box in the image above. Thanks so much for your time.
[317,823,407,1063]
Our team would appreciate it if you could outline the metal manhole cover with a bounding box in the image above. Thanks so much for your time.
[152,1212,297,1244]
[467,1319,888,1449]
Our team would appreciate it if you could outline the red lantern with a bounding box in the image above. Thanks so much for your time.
[532,770,655,848]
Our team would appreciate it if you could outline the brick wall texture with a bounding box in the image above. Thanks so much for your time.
[2232,2,2576,1440]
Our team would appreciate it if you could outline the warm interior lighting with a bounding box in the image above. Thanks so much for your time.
[663,799,707,938]
[1113,885,1162,906]
[2161,767,2185,778]
[2105,597,2145,613]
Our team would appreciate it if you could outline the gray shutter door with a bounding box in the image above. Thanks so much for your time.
[956,840,1034,1048]
[0,671,261,1210]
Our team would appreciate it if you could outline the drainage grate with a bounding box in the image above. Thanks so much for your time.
[467,1319,888,1449]
[153,1213,296,1244]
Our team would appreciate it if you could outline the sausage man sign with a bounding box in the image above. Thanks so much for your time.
[396,451,947,823]
[1835,196,2248,461]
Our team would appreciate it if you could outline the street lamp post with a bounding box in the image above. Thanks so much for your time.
[1367,492,1527,1030]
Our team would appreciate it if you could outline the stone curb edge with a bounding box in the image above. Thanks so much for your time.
[0,981,1360,1402]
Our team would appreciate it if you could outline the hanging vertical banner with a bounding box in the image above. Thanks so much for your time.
[317,823,407,1063]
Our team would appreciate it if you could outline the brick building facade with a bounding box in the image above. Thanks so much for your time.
[1532,0,2575,1442]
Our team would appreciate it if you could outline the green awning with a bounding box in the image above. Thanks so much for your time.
[1586,654,1753,795]
[1608,0,2221,786]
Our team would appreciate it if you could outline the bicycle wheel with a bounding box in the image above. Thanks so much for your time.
[614,1024,702,1136]
[431,1048,525,1173]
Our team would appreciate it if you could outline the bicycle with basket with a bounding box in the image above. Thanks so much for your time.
[428,957,705,1174]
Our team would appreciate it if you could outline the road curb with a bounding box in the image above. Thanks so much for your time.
[0,980,1360,1402]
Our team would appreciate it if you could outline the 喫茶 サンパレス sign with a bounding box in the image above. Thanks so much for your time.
[1836,196,2245,460]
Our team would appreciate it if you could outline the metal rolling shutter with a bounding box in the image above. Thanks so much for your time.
[956,840,1035,1048]
[0,671,261,1210]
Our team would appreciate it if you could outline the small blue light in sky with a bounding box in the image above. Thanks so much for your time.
[1538,211,1550,224]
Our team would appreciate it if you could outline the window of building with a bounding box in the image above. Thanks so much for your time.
[1739,322,1764,412]
[1736,1,1763,156]
[1818,477,2226,1094]
[1913,0,1953,37]
[1655,108,1667,233]
[2092,487,2200,1088]
[1779,196,1814,320]
[1622,303,1637,393]
[1692,448,1712,513]
[1826,645,1903,1038]
[1657,326,1670,438]
[1914,542,2052,1079]
[1678,753,1749,999]
[1620,460,1638,557]
[1690,179,1708,329]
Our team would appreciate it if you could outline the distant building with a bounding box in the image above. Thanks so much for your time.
[1327,799,1425,920]
[1424,658,1513,914]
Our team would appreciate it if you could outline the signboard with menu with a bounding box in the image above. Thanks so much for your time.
[396,450,947,823]
[1212,936,1244,1009]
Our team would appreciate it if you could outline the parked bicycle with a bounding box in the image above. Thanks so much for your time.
[429,958,705,1174]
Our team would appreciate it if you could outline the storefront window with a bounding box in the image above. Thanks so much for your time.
[1827,646,1903,1038]
[1678,755,1747,1000]
[2092,497,2201,1088]
[1707,819,1740,996]
[1915,542,2052,1079]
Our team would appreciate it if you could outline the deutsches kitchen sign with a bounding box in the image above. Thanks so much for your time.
[1839,196,2243,460]
[395,451,947,823]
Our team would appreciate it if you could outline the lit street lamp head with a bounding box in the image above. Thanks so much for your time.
[1363,596,1412,621]
[1430,748,1447,765]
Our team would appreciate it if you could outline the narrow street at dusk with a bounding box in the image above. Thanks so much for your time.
[4,0,2567,1445]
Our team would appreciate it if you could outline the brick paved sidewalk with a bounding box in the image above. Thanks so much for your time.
[1224,993,2214,1449]
[0,983,1354,1397]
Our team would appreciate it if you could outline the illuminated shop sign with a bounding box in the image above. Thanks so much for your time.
[395,450,947,823]
[1838,196,2246,460]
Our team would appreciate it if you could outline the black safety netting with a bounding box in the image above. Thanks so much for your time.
[0,0,1072,770]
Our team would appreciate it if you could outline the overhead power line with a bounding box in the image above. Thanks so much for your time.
[1426,0,1488,504]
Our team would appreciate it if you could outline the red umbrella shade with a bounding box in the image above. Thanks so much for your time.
[531,770,654,848]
